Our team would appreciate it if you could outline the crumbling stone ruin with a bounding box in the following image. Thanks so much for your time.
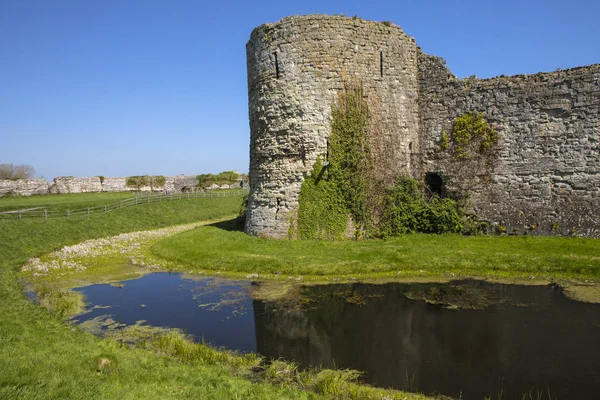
[245,15,600,238]
[0,175,219,197]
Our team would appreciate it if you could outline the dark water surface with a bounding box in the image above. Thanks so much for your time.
[73,273,600,400]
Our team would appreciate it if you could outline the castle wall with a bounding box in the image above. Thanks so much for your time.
[0,175,200,197]
[246,15,420,238]
[0,179,50,197]
[419,54,600,236]
[50,176,103,194]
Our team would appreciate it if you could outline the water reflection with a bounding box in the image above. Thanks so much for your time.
[254,281,600,400]
[74,275,600,400]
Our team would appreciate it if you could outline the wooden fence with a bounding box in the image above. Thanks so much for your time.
[0,189,248,222]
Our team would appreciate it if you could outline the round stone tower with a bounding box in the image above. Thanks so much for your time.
[245,15,420,238]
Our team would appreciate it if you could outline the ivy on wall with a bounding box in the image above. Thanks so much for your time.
[296,93,492,240]
[439,111,499,199]
[297,82,371,240]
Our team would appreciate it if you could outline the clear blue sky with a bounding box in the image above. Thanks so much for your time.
[1,0,598,180]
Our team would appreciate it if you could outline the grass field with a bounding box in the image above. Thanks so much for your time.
[0,193,431,400]
[152,219,600,284]
[0,191,135,211]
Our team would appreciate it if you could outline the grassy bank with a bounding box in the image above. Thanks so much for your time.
[1,194,431,400]
[152,219,600,284]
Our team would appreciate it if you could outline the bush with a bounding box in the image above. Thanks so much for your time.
[237,193,249,229]
[378,177,463,237]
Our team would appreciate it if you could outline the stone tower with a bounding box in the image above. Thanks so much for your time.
[246,15,600,239]
[245,15,421,238]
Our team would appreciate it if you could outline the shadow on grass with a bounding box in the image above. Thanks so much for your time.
[208,218,243,232]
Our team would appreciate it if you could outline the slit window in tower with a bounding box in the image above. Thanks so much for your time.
[274,53,280,79]
[380,51,384,77]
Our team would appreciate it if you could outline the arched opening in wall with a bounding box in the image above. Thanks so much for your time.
[425,173,444,198]
[181,186,191,193]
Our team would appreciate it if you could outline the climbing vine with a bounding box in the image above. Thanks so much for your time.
[447,111,498,160]
[297,82,371,239]
[438,111,499,199]
[297,158,349,240]
[296,98,494,240]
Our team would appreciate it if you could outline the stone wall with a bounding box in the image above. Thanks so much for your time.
[50,176,103,194]
[0,179,50,197]
[246,15,420,237]
[418,54,600,237]
[246,14,600,238]
[0,175,201,197]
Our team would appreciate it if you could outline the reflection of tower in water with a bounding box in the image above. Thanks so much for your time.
[251,281,600,400]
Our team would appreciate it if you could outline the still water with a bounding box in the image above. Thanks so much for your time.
[73,273,600,400]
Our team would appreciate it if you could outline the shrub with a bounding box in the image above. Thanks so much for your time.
[237,193,249,229]
[378,176,463,237]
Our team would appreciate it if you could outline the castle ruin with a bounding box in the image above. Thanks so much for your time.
[245,15,600,238]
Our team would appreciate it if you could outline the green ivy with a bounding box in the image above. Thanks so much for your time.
[297,158,349,240]
[448,111,498,160]
[328,82,371,228]
[297,82,371,240]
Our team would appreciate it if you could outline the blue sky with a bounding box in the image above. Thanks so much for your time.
[1,0,598,180]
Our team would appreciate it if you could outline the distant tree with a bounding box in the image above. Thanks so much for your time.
[196,170,240,188]
[0,163,36,180]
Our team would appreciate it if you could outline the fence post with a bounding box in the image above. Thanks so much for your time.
[120,200,123,208]
[44,209,47,222]
[67,209,70,218]
[135,197,138,205]
[147,195,150,203]
[87,207,90,216]
[104,206,107,213]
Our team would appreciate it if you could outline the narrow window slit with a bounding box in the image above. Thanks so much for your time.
[380,51,384,77]
[274,53,280,79]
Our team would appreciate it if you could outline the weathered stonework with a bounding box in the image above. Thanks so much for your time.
[0,179,50,197]
[0,175,200,197]
[418,55,600,237]
[246,15,600,238]
[246,15,420,237]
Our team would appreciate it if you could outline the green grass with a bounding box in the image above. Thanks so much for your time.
[0,193,431,400]
[0,191,135,211]
[151,219,600,283]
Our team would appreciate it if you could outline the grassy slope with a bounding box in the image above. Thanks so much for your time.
[0,195,318,399]
[152,219,600,282]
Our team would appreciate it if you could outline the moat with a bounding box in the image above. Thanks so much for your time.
[73,273,600,400]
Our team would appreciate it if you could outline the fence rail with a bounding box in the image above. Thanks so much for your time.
[0,189,248,222]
